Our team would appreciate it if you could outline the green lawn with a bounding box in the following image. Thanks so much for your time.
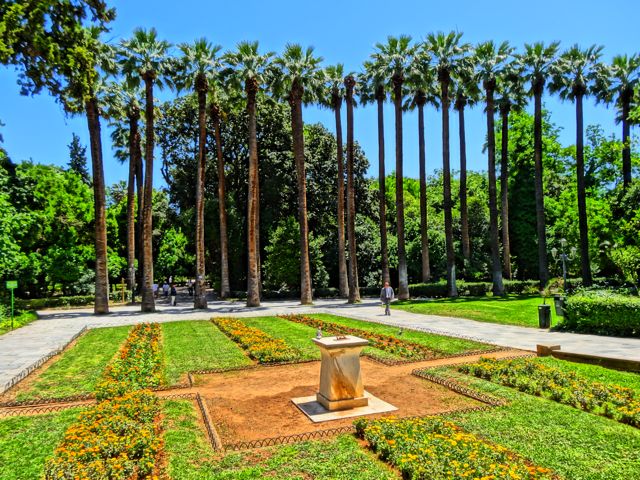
[536,356,640,391]
[310,313,494,354]
[0,408,82,480]
[162,400,397,480]
[0,311,38,336]
[162,321,252,384]
[434,365,640,480]
[393,294,559,328]
[16,326,131,401]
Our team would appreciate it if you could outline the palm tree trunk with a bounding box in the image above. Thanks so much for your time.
[622,98,632,189]
[394,76,409,300]
[500,106,512,279]
[246,80,260,307]
[85,96,109,314]
[290,86,313,305]
[141,74,156,312]
[441,76,458,297]
[135,134,144,296]
[212,104,230,299]
[458,102,471,264]
[418,99,430,282]
[194,83,208,309]
[377,94,390,285]
[345,76,360,303]
[575,93,592,286]
[533,88,549,289]
[334,97,349,297]
[126,112,138,299]
[485,84,504,295]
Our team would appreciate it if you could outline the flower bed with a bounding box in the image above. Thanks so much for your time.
[459,358,640,428]
[212,317,300,363]
[355,417,554,479]
[280,314,435,360]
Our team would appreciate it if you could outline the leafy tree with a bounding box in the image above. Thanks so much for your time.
[67,133,91,185]
[156,227,194,282]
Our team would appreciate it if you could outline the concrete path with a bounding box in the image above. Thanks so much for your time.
[1,296,639,394]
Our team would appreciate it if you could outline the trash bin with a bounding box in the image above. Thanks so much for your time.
[538,304,551,329]
[553,295,565,317]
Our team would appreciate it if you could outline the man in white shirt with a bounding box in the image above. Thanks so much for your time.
[380,281,395,316]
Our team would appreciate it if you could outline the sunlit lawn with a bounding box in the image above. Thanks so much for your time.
[0,311,38,336]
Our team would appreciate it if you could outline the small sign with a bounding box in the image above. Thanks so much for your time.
[5,280,17,289]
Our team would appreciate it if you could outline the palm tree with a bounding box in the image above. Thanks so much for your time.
[519,41,560,289]
[272,44,323,305]
[549,45,603,287]
[405,47,439,282]
[344,74,361,303]
[174,38,223,309]
[595,54,640,189]
[451,51,480,267]
[322,64,349,297]
[224,41,273,307]
[371,35,416,300]
[475,40,512,296]
[119,27,172,312]
[361,60,391,286]
[426,31,469,297]
[496,62,526,279]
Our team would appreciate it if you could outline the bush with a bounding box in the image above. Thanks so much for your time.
[409,281,449,298]
[15,292,131,310]
[503,279,540,295]
[560,290,640,337]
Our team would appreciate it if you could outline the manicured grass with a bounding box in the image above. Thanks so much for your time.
[162,400,397,480]
[393,294,558,328]
[309,313,493,354]
[162,321,252,384]
[0,408,82,480]
[0,311,38,336]
[16,326,131,401]
[433,366,640,479]
[536,356,640,391]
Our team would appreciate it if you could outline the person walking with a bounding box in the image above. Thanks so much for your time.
[170,284,177,306]
[380,281,395,316]
[162,282,169,298]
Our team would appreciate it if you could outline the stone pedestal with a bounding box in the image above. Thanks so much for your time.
[313,335,369,411]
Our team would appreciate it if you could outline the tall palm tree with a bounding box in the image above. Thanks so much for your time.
[426,31,469,297]
[550,45,603,287]
[371,35,416,300]
[174,38,223,309]
[272,44,324,305]
[519,41,560,289]
[475,40,512,296]
[224,41,273,307]
[361,60,391,286]
[496,62,526,279]
[344,74,361,303]
[405,47,439,282]
[322,64,349,297]
[451,52,480,267]
[119,27,172,312]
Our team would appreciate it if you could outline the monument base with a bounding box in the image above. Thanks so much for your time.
[292,391,397,423]
[316,391,368,411]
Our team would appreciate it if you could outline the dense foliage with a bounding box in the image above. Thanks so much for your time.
[560,290,640,336]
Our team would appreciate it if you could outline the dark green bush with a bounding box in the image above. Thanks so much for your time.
[409,281,449,298]
[15,292,130,310]
[502,280,540,295]
[560,290,640,337]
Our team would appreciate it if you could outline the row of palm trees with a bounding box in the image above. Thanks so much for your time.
[90,29,639,312]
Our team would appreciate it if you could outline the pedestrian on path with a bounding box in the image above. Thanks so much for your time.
[162,282,169,298]
[170,284,177,306]
[380,281,395,316]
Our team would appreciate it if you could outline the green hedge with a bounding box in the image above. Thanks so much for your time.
[15,292,130,310]
[560,290,640,337]
[409,279,539,298]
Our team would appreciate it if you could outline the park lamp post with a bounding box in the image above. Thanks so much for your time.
[551,238,577,293]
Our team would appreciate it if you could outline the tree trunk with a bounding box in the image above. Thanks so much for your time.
[417,97,430,282]
[135,132,144,296]
[394,75,409,300]
[440,75,458,297]
[334,95,349,297]
[345,76,360,303]
[485,83,504,295]
[575,93,592,286]
[533,87,549,289]
[458,100,471,264]
[194,81,208,309]
[212,104,230,298]
[141,74,156,312]
[85,96,109,314]
[126,110,139,299]
[246,80,260,307]
[500,106,512,279]
[377,93,390,285]
[290,84,313,305]
[622,97,632,189]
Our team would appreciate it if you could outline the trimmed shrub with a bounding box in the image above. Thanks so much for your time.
[409,281,449,298]
[503,280,540,295]
[560,290,640,337]
[15,292,130,310]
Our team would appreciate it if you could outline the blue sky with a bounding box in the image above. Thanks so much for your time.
[1,0,638,187]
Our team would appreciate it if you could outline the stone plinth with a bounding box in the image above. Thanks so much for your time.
[312,335,369,411]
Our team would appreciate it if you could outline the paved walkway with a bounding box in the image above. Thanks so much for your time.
[2,297,640,393]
